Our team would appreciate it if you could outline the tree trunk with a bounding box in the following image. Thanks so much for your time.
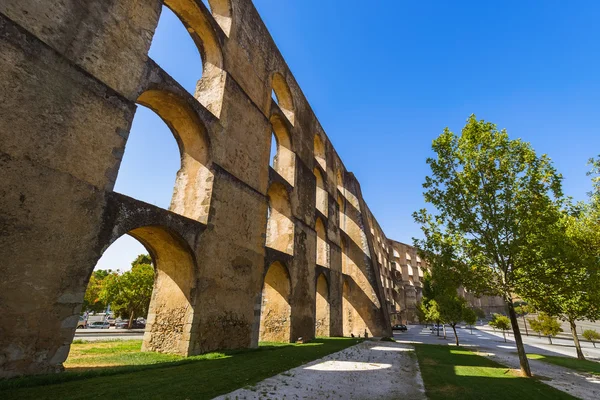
[592,341,596,348]
[128,310,135,329]
[522,316,529,336]
[443,324,447,339]
[503,330,506,342]
[436,320,440,337]
[470,325,473,334]
[452,325,459,346]
[548,336,552,345]
[507,300,532,377]
[569,319,585,360]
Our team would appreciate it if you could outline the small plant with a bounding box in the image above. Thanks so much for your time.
[583,329,600,348]
[529,313,562,344]
[380,336,395,342]
[489,314,511,342]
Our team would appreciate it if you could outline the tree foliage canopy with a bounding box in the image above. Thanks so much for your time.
[413,115,563,299]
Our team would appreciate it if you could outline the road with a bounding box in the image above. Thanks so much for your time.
[74,328,144,341]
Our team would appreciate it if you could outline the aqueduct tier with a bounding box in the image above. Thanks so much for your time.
[0,0,435,378]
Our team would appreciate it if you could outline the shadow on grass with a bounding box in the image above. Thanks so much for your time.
[0,338,360,400]
[414,344,578,400]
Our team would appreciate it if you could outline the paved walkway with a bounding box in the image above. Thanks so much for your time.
[397,325,600,400]
[214,340,426,400]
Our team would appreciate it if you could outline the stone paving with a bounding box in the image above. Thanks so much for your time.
[214,340,426,400]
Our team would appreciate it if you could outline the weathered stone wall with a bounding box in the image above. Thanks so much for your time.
[0,0,393,378]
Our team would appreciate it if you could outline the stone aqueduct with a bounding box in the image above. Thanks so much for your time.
[0,0,459,378]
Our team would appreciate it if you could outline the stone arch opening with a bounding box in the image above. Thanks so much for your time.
[77,225,197,360]
[149,6,203,95]
[266,183,295,255]
[271,72,295,125]
[314,168,328,216]
[162,0,226,116]
[270,115,295,185]
[315,217,329,268]
[259,261,292,342]
[127,89,213,223]
[315,273,331,337]
[314,134,326,171]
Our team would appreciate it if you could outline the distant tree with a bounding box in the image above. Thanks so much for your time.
[473,307,486,320]
[132,254,153,268]
[583,330,600,348]
[424,300,442,337]
[82,269,115,313]
[413,115,563,376]
[437,294,473,345]
[489,314,511,343]
[100,255,154,328]
[415,301,427,326]
[529,313,563,345]
[513,304,535,337]
[464,307,477,335]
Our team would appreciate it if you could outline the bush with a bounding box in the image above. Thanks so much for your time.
[528,313,562,344]
[583,329,600,348]
[380,336,396,342]
[489,314,511,342]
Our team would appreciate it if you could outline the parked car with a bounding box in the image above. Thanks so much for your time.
[87,321,110,329]
[392,324,408,331]
[115,320,129,329]
[77,316,87,329]
[116,320,146,329]
[130,320,146,329]
[430,324,444,331]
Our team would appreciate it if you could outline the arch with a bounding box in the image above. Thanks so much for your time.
[266,183,295,255]
[259,261,292,342]
[315,217,329,268]
[163,0,226,116]
[137,89,213,223]
[314,168,328,216]
[315,273,330,337]
[271,72,295,125]
[204,0,232,36]
[85,225,197,357]
[270,115,295,185]
[314,134,326,171]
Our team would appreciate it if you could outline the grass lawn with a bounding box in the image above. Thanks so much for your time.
[414,344,577,400]
[528,353,600,375]
[0,338,360,400]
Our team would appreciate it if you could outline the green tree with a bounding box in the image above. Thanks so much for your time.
[489,314,511,343]
[529,313,562,345]
[415,301,427,326]
[437,294,472,345]
[464,307,477,335]
[519,204,600,359]
[583,330,600,348]
[473,307,486,320]
[414,115,563,376]
[100,255,154,328]
[514,304,534,337]
[82,269,115,313]
[424,300,442,337]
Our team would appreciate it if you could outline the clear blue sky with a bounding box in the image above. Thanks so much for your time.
[96,0,600,271]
